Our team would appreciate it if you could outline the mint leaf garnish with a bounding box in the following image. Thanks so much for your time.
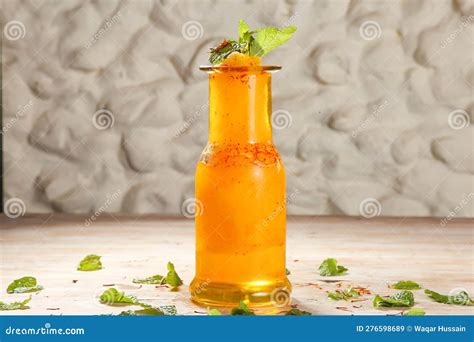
[209,20,296,64]
[404,308,425,316]
[390,280,422,290]
[285,308,312,316]
[318,258,348,276]
[286,268,291,275]
[77,254,102,271]
[0,296,32,310]
[373,291,414,308]
[7,276,43,294]
[133,275,164,285]
[425,289,473,305]
[249,26,297,57]
[99,288,138,306]
[207,308,222,315]
[231,301,255,315]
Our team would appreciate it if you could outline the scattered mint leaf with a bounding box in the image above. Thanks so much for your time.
[404,308,425,316]
[318,258,348,276]
[99,288,138,306]
[285,308,312,316]
[133,275,164,285]
[390,280,422,290]
[119,307,165,316]
[77,254,102,271]
[249,26,297,57]
[133,262,182,290]
[424,289,473,306]
[286,268,291,275]
[231,301,255,315]
[165,262,183,290]
[373,291,414,308]
[7,276,43,294]
[159,305,178,316]
[207,308,222,316]
[0,296,32,310]
[328,288,360,301]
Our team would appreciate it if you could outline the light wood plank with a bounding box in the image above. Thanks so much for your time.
[0,215,473,315]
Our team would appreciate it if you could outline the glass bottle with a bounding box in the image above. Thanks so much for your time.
[190,64,291,307]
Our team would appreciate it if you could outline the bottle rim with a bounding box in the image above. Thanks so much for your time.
[199,65,281,73]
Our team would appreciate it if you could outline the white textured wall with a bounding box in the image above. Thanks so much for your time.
[2,0,473,218]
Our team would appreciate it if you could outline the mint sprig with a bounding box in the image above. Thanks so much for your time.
[209,20,296,64]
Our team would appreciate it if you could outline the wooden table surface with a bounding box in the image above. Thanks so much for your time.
[0,214,473,316]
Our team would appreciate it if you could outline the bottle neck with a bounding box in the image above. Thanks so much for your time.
[208,71,273,144]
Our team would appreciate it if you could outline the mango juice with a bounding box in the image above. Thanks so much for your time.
[190,55,291,307]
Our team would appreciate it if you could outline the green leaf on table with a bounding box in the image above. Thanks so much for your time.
[207,308,222,316]
[424,289,473,306]
[328,288,360,301]
[231,301,255,315]
[133,262,182,290]
[286,268,291,275]
[159,305,178,316]
[133,275,164,285]
[77,254,102,271]
[404,308,426,316]
[99,288,138,306]
[119,307,165,316]
[389,280,422,290]
[373,291,414,308]
[285,308,312,316]
[0,296,32,310]
[7,276,43,294]
[165,262,183,290]
[318,258,348,276]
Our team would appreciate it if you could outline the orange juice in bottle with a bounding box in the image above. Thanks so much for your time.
[190,21,296,307]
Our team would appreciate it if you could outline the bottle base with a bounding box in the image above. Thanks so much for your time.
[190,277,292,308]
